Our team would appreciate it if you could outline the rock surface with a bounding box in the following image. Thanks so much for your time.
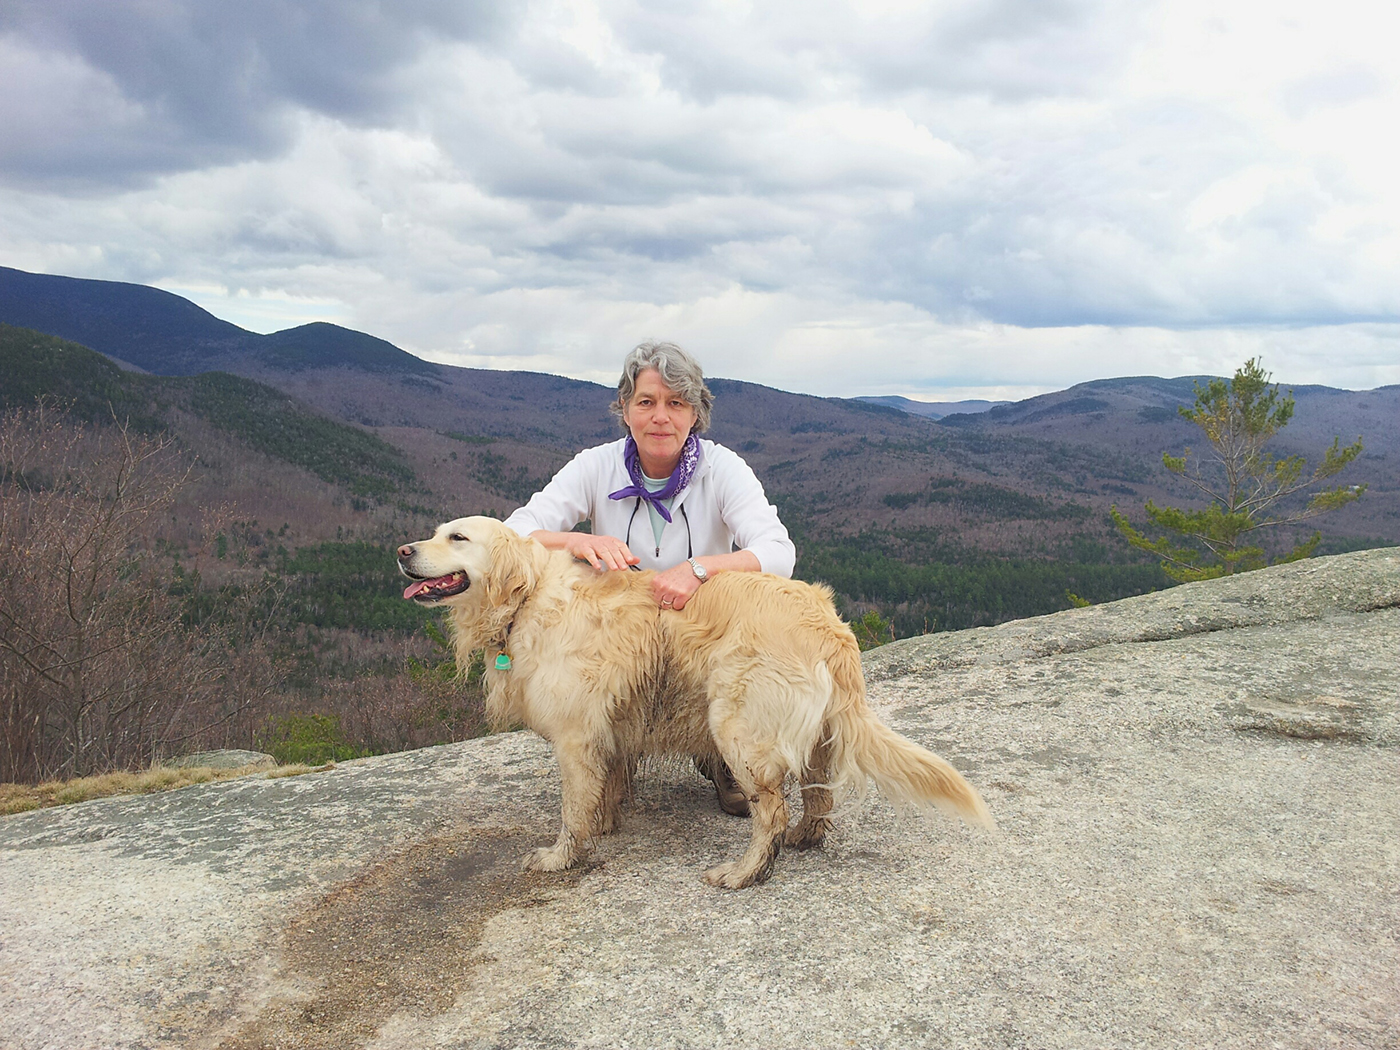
[2,548,1397,1050]
[162,750,277,770]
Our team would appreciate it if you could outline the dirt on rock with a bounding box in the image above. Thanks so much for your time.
[219,827,590,1050]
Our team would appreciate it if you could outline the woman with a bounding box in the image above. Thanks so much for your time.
[504,340,796,814]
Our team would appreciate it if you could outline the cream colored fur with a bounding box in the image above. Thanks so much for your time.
[399,516,992,889]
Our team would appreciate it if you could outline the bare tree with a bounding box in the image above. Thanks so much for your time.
[0,404,261,782]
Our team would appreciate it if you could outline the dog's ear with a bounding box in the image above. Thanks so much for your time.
[484,526,537,607]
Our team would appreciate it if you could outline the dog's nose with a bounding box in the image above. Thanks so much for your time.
[398,544,415,559]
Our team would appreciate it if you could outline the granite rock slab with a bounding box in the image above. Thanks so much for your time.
[2,548,1397,1050]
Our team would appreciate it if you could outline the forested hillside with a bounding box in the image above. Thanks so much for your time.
[2,322,1185,630]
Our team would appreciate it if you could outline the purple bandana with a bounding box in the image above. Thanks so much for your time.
[607,434,701,523]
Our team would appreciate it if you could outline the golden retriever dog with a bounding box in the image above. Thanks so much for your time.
[399,516,991,889]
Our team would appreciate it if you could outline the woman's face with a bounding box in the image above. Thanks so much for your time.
[623,368,698,475]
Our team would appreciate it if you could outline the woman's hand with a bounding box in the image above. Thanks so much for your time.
[651,562,703,611]
[563,532,640,572]
[530,537,761,607]
[653,551,761,610]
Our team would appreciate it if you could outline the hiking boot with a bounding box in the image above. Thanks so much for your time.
[697,757,750,818]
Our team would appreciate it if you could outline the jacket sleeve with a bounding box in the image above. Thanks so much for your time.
[501,447,603,537]
[709,445,796,578]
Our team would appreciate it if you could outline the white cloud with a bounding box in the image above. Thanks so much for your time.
[2,0,1398,399]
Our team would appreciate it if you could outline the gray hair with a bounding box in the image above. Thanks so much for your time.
[610,341,714,434]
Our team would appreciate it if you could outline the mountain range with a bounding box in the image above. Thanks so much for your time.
[2,263,1395,631]
[5,262,1394,775]
[855,395,1008,419]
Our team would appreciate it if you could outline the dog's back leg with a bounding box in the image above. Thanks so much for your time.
[785,737,833,850]
[525,742,610,872]
[702,665,827,888]
[597,752,636,835]
[702,749,789,889]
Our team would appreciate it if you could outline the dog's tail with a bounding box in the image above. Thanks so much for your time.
[820,644,994,829]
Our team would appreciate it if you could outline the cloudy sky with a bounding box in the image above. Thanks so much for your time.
[3,0,1398,399]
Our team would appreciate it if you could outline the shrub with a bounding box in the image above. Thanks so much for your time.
[256,713,366,765]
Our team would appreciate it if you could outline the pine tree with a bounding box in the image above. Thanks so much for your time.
[1111,359,1365,582]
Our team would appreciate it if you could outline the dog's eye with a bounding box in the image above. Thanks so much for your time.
[450,533,468,542]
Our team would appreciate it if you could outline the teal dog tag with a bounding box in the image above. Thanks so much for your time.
[494,653,512,671]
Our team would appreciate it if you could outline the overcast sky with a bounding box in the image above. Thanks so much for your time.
[3,0,1398,399]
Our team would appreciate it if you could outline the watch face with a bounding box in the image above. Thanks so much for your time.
[690,559,707,580]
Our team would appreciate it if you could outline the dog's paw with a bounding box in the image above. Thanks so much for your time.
[702,862,738,888]
[702,862,764,890]
[784,819,830,850]
[523,846,576,873]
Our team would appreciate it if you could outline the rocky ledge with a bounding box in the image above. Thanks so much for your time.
[2,548,1397,1050]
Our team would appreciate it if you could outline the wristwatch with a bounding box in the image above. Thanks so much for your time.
[687,558,709,583]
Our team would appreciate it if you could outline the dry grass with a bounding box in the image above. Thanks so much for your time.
[265,762,337,779]
[0,761,315,815]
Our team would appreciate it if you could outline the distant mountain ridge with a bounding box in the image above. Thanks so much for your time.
[0,265,434,376]
[855,395,1009,419]
[2,264,1394,564]
[939,376,1210,427]
[937,373,1400,465]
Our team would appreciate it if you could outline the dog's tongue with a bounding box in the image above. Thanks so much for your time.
[403,575,456,600]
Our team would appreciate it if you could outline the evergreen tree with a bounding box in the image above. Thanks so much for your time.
[1111,359,1365,582]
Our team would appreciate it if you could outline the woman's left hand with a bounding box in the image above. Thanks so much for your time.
[652,562,703,611]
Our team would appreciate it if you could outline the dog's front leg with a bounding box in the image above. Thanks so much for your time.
[524,744,609,873]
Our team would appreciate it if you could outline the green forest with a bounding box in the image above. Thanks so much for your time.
[789,523,1167,637]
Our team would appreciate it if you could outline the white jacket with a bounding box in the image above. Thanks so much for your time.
[503,438,795,577]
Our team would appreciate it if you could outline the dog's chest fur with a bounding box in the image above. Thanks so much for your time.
[479,574,716,758]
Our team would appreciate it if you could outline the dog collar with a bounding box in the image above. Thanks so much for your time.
[490,578,539,674]
[492,623,515,671]
[492,608,524,672]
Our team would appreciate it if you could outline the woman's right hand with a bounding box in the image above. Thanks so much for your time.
[535,531,640,572]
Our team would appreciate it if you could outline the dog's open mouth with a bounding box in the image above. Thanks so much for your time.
[402,571,470,602]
